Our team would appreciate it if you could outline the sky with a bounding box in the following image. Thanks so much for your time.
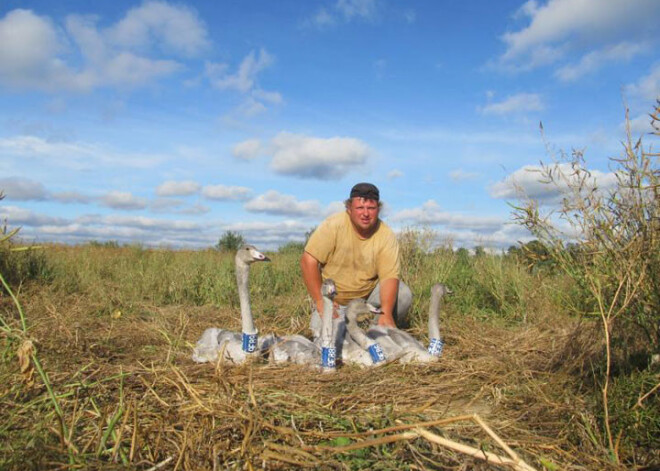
[1,0,659,251]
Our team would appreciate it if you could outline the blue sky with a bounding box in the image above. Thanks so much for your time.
[1,0,659,250]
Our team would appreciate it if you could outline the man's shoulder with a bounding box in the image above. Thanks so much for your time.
[321,211,349,229]
[375,219,396,238]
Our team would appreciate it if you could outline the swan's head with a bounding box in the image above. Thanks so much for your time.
[431,283,452,297]
[321,278,337,300]
[236,245,271,264]
[346,299,381,323]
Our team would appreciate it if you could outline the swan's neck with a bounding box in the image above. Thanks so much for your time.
[428,292,442,340]
[346,311,373,350]
[320,295,334,348]
[236,260,256,335]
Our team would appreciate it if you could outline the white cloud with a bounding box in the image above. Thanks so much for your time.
[206,49,282,117]
[244,190,323,217]
[106,1,210,57]
[627,113,655,136]
[100,191,148,210]
[449,169,480,181]
[0,177,47,200]
[202,184,252,201]
[337,0,377,20]
[0,135,166,170]
[0,205,69,227]
[480,93,544,115]
[387,169,403,179]
[555,41,649,82]
[308,0,378,28]
[392,200,505,232]
[497,0,660,73]
[252,89,283,105]
[52,191,92,204]
[489,163,618,203]
[232,139,263,160]
[0,3,208,92]
[156,180,201,197]
[206,49,274,93]
[625,63,660,102]
[270,132,370,179]
[0,9,70,90]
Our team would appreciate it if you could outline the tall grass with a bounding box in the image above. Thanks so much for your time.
[511,102,660,462]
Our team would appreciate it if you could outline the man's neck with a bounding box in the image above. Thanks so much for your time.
[349,218,379,239]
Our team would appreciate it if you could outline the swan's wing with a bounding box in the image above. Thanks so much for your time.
[386,328,426,351]
[192,327,224,363]
[271,335,320,365]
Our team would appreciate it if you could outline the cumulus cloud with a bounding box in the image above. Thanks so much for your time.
[392,200,505,232]
[232,139,263,160]
[495,0,660,74]
[156,180,201,196]
[0,177,91,204]
[480,93,544,115]
[270,132,370,179]
[202,184,252,201]
[0,205,69,227]
[0,2,209,92]
[489,163,618,203]
[0,177,48,200]
[106,1,210,57]
[244,190,323,217]
[100,191,148,210]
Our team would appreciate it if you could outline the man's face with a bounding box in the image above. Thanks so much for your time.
[347,197,379,234]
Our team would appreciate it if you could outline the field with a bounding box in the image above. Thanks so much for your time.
[1,240,658,471]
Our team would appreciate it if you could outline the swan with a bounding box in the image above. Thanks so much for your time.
[269,279,338,371]
[364,283,452,363]
[342,299,403,367]
[426,283,451,357]
[192,245,273,364]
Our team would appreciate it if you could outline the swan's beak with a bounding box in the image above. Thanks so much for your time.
[250,248,270,262]
[366,303,382,314]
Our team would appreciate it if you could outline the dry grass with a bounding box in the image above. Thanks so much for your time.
[0,274,630,471]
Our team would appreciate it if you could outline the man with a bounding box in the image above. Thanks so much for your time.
[301,182,412,338]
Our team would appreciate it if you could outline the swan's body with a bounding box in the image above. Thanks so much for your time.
[192,245,271,364]
[364,283,451,363]
[270,279,338,370]
[342,299,402,367]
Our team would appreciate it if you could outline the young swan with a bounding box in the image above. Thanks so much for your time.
[269,279,338,371]
[366,283,452,363]
[192,245,273,364]
[343,299,403,367]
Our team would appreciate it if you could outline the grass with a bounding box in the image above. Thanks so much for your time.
[1,241,657,470]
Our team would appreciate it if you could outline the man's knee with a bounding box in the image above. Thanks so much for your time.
[397,281,413,314]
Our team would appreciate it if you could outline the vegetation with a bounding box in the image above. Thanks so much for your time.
[215,230,245,252]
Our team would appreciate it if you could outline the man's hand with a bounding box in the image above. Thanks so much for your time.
[377,311,396,328]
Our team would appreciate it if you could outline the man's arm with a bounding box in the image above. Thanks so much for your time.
[377,278,399,327]
[301,251,324,314]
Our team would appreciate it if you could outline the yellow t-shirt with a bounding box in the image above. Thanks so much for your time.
[304,211,400,305]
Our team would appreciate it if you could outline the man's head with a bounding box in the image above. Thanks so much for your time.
[345,182,381,236]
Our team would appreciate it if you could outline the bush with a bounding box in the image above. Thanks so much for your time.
[511,101,660,462]
[215,231,245,252]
